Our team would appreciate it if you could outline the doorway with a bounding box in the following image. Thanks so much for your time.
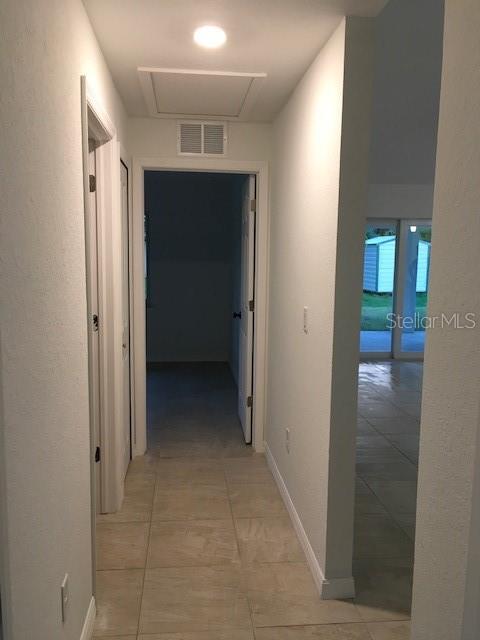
[144,171,256,451]
[130,157,269,456]
[354,221,431,620]
[81,78,134,609]
[360,219,432,359]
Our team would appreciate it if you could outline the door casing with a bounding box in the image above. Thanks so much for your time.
[131,157,269,454]
[81,76,133,591]
[360,217,432,361]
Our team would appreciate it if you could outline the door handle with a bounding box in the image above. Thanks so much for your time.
[233,311,242,319]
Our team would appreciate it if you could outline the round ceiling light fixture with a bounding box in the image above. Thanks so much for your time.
[194,25,227,49]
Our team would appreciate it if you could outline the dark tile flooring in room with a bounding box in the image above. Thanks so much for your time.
[94,361,421,639]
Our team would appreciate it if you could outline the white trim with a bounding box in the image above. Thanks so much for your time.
[393,218,430,360]
[86,82,116,142]
[131,156,269,455]
[79,597,96,640]
[139,66,267,78]
[82,77,124,520]
[265,443,356,600]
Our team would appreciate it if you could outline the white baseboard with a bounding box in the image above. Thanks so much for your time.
[264,443,355,600]
[79,596,96,640]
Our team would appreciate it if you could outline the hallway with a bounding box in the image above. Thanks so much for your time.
[93,363,411,639]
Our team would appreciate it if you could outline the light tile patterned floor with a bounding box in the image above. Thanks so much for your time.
[94,362,418,639]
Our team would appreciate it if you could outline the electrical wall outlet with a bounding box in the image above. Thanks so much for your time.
[61,574,69,623]
[285,427,291,453]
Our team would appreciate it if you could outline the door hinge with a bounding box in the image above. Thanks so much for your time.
[89,174,96,193]
[92,314,99,332]
[95,446,101,462]
[250,198,256,213]
[249,299,254,312]
[247,395,253,408]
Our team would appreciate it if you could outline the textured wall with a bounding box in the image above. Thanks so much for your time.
[0,1,127,638]
[266,18,373,593]
[127,118,272,162]
[411,1,480,639]
[367,0,444,222]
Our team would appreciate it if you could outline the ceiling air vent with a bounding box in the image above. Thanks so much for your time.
[178,121,227,156]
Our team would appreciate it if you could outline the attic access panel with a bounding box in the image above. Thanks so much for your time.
[138,67,267,121]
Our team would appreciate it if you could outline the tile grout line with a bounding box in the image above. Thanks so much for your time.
[224,463,258,639]
[132,458,157,638]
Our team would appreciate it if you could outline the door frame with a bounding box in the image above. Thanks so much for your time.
[392,218,432,360]
[81,78,128,580]
[360,217,432,361]
[131,157,269,454]
[360,219,400,360]
[120,158,134,460]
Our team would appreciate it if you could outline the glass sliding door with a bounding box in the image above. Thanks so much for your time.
[360,221,398,356]
[393,221,432,358]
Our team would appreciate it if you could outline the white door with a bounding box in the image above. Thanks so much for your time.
[238,175,256,444]
[87,141,102,513]
[120,161,131,477]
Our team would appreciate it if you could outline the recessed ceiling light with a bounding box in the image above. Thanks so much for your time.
[194,25,227,49]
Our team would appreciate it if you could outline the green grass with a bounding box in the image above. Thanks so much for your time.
[361,292,428,331]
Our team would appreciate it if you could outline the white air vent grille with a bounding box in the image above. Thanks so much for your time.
[204,124,225,155]
[178,121,227,156]
[179,122,202,154]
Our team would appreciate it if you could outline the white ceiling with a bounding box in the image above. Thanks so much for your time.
[83,0,388,122]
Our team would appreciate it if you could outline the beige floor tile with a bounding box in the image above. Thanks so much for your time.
[355,479,387,515]
[356,461,417,481]
[367,621,411,639]
[153,483,231,520]
[358,402,405,419]
[93,637,136,640]
[223,456,273,485]
[139,566,252,634]
[93,636,136,640]
[354,514,414,560]
[365,480,417,514]
[255,623,373,639]
[356,447,408,465]
[229,482,286,518]
[97,522,150,570]
[366,418,420,436]
[354,558,412,622]
[244,562,361,627]
[127,451,159,476]
[138,632,254,639]
[147,519,240,567]
[152,439,208,459]
[384,435,419,465]
[94,569,143,636]
[391,513,416,541]
[221,437,257,459]
[97,474,155,524]
[235,516,304,564]
[156,458,226,486]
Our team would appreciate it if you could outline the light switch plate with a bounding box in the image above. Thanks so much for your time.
[303,306,309,334]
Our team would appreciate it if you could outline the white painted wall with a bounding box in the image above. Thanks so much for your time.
[127,118,272,162]
[367,0,444,221]
[411,2,480,638]
[0,1,128,638]
[266,17,374,597]
[145,171,244,363]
